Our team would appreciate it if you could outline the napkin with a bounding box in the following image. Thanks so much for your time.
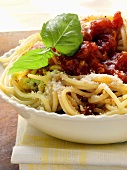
[11,115,127,170]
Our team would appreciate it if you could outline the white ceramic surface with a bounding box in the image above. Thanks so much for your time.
[1,49,127,144]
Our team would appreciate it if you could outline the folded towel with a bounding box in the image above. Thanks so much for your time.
[11,115,127,170]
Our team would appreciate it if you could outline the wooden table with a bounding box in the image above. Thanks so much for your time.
[0,31,39,170]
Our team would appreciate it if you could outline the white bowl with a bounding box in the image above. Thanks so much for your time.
[1,49,127,144]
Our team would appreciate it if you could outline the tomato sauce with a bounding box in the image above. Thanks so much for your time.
[59,11,127,83]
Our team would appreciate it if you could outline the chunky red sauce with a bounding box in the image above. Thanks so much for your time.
[58,11,127,84]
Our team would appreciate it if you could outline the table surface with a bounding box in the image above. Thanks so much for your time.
[0,30,39,170]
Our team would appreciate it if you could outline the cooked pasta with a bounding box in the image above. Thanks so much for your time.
[1,11,127,116]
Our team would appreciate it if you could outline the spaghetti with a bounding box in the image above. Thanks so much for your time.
[1,11,127,116]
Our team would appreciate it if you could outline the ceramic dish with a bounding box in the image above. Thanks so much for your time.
[1,49,127,144]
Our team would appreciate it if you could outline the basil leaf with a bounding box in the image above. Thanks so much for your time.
[8,48,53,74]
[40,13,83,56]
[8,13,83,74]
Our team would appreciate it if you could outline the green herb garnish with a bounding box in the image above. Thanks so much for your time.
[9,48,53,74]
[9,13,83,74]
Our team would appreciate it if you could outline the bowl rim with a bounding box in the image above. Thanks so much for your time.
[1,89,127,121]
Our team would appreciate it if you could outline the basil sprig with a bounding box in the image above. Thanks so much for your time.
[8,48,53,74]
[9,13,83,74]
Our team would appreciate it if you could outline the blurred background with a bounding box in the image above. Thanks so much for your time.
[0,0,127,32]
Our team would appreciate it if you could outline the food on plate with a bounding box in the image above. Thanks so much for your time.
[1,11,127,116]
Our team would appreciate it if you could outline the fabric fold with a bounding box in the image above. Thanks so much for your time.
[11,116,127,170]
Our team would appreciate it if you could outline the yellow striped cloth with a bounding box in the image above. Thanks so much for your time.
[11,115,127,170]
